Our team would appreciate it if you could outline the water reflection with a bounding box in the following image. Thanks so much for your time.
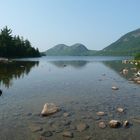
[0,61,39,88]
[102,61,138,80]
[49,60,88,68]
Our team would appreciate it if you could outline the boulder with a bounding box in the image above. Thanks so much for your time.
[109,120,121,128]
[41,103,59,116]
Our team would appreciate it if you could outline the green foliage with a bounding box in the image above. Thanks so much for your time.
[45,43,89,56]
[0,26,40,58]
[102,28,140,56]
[135,53,140,60]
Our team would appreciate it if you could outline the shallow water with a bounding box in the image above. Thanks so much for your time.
[0,56,140,140]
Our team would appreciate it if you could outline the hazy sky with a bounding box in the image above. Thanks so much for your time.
[0,0,140,51]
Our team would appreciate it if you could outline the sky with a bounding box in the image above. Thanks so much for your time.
[0,0,140,51]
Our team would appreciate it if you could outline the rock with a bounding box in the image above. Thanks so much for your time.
[63,112,70,117]
[76,123,89,132]
[98,121,106,129]
[41,103,59,116]
[117,107,124,113]
[137,81,140,84]
[123,120,129,128]
[122,68,128,75]
[62,131,73,138]
[112,86,119,90]
[133,77,140,81]
[29,124,43,132]
[41,131,53,137]
[109,120,121,128]
[136,71,140,76]
[96,111,105,116]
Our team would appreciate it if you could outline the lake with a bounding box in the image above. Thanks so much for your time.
[0,56,140,140]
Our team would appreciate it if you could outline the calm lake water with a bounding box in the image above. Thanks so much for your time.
[0,56,140,140]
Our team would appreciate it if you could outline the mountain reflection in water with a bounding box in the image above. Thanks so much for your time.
[0,61,39,88]
[49,60,88,68]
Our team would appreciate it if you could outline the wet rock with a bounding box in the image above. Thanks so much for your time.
[123,120,129,128]
[29,124,43,132]
[98,121,106,129]
[41,103,59,116]
[122,68,128,75]
[41,131,53,137]
[96,111,105,116]
[76,123,89,132]
[117,107,124,113]
[62,131,73,138]
[109,120,121,128]
[112,86,119,90]
[136,71,140,76]
[63,112,70,117]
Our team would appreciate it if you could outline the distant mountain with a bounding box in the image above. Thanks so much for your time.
[100,28,140,56]
[45,43,90,56]
[44,28,140,56]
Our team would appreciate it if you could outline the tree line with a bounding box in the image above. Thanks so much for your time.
[0,26,40,58]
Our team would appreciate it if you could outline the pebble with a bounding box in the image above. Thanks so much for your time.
[63,112,70,117]
[98,121,106,129]
[62,131,73,138]
[117,107,124,113]
[96,111,106,116]
[76,123,89,132]
[29,124,43,132]
[112,86,119,90]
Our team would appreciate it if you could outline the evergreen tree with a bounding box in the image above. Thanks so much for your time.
[0,26,40,58]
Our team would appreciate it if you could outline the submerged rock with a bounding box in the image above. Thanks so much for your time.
[98,121,106,129]
[109,120,121,128]
[41,103,59,116]
[76,123,89,132]
[63,112,70,117]
[117,107,124,113]
[96,111,106,116]
[62,131,73,138]
[122,68,128,75]
[29,124,43,132]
